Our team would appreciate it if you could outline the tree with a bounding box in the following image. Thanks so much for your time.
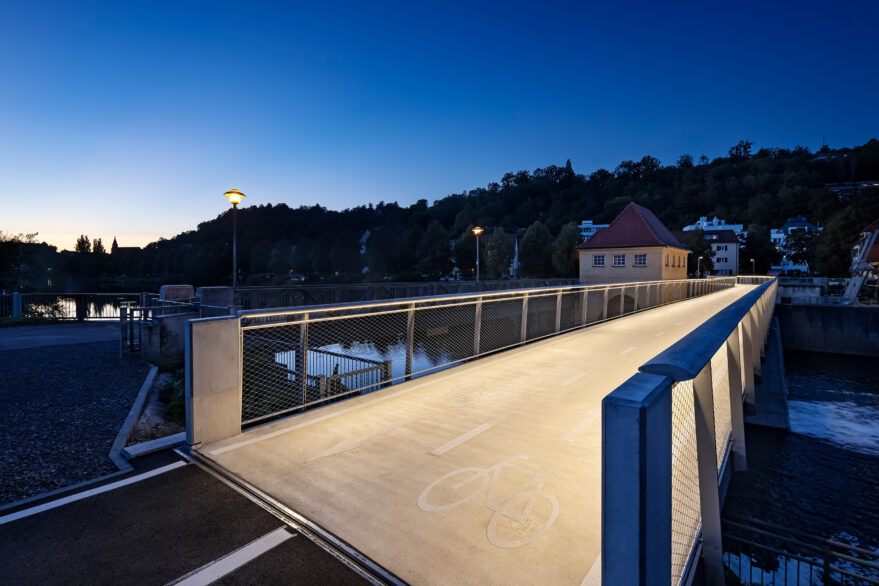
[453,225,487,279]
[268,240,293,275]
[519,221,553,277]
[728,140,753,159]
[740,224,780,274]
[485,227,514,278]
[416,220,452,279]
[680,230,715,276]
[677,154,694,168]
[92,238,106,255]
[75,235,91,254]
[551,222,580,278]
[783,228,819,270]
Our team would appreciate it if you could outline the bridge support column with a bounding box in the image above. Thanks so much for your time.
[405,303,415,380]
[693,362,724,585]
[726,331,747,471]
[602,373,672,586]
[740,317,756,410]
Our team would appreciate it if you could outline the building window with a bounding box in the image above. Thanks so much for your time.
[593,255,605,267]
[613,254,625,267]
[634,254,647,267]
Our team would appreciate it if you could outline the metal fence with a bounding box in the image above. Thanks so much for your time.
[0,292,144,320]
[234,278,580,310]
[602,275,778,586]
[238,277,736,426]
[120,299,232,355]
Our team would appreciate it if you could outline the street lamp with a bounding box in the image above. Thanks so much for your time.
[472,226,484,283]
[224,189,246,287]
[697,256,703,279]
[751,258,756,275]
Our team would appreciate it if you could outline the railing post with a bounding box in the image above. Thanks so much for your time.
[726,331,747,471]
[405,303,415,380]
[120,307,128,357]
[12,292,22,318]
[554,291,562,332]
[692,362,724,585]
[297,314,309,405]
[619,285,625,315]
[603,287,609,320]
[581,289,588,325]
[474,298,483,355]
[602,373,672,586]
[520,293,529,342]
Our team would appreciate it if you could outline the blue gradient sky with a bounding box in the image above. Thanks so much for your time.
[2,1,877,249]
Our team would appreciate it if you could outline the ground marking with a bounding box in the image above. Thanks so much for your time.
[620,346,635,355]
[561,372,588,387]
[0,461,187,525]
[307,418,415,462]
[169,527,293,586]
[580,553,602,586]
[210,287,753,455]
[431,423,494,456]
[654,331,665,337]
[563,409,601,443]
[676,321,684,325]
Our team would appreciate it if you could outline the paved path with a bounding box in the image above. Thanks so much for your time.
[0,451,366,585]
[201,285,757,586]
[0,322,118,351]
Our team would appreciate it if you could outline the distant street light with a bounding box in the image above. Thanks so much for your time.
[224,189,246,287]
[751,258,756,275]
[697,256,703,279]
[473,226,484,283]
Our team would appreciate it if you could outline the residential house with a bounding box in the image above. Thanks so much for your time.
[577,220,610,242]
[577,203,689,284]
[682,216,745,236]
[673,229,740,276]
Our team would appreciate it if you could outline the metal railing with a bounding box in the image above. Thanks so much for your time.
[233,279,580,310]
[0,292,143,320]
[237,277,737,426]
[602,275,777,585]
[120,299,232,355]
[723,516,879,585]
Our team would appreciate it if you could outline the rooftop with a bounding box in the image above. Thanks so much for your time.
[577,202,685,250]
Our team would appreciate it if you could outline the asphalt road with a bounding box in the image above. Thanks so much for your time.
[0,322,119,351]
[0,450,367,585]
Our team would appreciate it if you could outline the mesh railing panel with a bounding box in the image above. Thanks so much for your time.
[238,278,737,425]
[710,343,731,468]
[671,379,701,586]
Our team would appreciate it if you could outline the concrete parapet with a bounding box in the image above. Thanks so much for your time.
[159,284,195,300]
[775,304,879,357]
[141,311,198,367]
[185,316,241,446]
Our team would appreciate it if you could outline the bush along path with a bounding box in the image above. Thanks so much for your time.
[0,340,150,506]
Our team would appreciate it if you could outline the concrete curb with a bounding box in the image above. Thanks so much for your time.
[123,432,187,460]
[109,364,159,471]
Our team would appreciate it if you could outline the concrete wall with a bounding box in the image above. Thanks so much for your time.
[141,311,198,367]
[578,246,687,284]
[775,304,879,357]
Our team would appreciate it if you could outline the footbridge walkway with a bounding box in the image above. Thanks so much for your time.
[185,276,777,585]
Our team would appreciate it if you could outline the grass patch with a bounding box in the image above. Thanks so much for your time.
[158,368,186,426]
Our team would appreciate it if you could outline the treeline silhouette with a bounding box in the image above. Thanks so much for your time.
[3,139,879,293]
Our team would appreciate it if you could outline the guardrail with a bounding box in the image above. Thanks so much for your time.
[120,299,232,355]
[233,279,580,310]
[0,292,144,320]
[186,277,739,444]
[602,275,777,586]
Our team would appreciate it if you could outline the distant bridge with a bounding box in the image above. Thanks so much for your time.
[185,276,776,585]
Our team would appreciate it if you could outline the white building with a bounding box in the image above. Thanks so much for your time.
[704,230,740,276]
[578,220,609,242]
[770,216,823,273]
[683,216,745,236]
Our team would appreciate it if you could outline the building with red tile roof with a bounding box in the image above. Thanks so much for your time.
[576,202,690,284]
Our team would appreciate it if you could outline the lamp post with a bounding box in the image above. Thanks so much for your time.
[697,256,703,279]
[472,226,484,283]
[751,258,756,275]
[224,189,246,287]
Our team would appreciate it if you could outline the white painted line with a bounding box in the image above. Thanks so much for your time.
[676,321,684,325]
[561,372,587,387]
[563,409,601,443]
[0,461,187,525]
[431,423,493,456]
[307,418,415,462]
[170,527,293,586]
[620,346,635,355]
[580,553,602,586]
[654,331,664,337]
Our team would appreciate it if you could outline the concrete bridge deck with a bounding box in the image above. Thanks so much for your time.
[198,284,758,585]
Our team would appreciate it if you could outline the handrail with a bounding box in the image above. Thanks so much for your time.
[639,279,775,381]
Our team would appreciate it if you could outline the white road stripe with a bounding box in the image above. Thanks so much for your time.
[563,409,600,443]
[170,527,293,586]
[431,423,493,456]
[0,461,187,525]
[620,346,635,355]
[580,553,602,586]
[676,321,684,325]
[560,372,587,387]
[654,331,664,337]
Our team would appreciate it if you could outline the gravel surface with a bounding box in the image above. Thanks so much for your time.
[0,341,150,506]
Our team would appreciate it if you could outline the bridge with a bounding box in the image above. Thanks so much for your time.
[184,276,777,585]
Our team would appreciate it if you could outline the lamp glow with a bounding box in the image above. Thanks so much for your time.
[224,189,246,206]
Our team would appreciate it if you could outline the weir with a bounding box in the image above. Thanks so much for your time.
[184,276,780,585]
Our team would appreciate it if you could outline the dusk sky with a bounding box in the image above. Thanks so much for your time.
[3,1,877,250]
